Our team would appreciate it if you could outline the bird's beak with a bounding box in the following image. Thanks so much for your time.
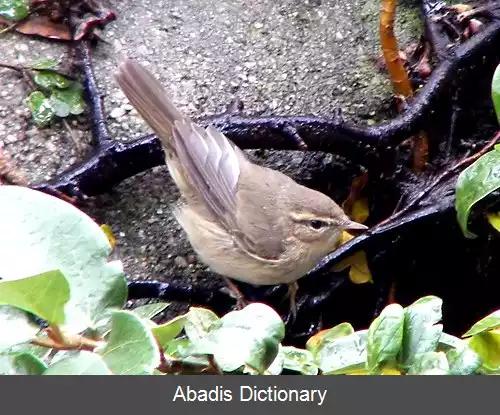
[342,220,369,232]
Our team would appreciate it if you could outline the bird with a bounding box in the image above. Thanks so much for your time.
[114,58,368,320]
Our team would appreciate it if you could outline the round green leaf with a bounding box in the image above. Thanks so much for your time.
[463,310,500,337]
[27,91,54,127]
[184,307,221,342]
[48,95,70,117]
[31,59,58,70]
[456,147,500,238]
[492,63,500,124]
[50,84,86,115]
[0,186,126,334]
[34,71,71,89]
[98,311,161,375]
[0,0,29,21]
[188,303,285,373]
[43,351,111,375]
[0,270,70,325]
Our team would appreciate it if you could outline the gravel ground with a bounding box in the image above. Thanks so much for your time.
[0,0,421,314]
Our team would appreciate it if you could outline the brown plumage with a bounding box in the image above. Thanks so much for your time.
[114,58,367,317]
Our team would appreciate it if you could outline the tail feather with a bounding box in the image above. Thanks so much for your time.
[114,58,185,150]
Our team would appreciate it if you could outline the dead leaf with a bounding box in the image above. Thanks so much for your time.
[100,224,116,248]
[487,212,500,232]
[333,231,373,284]
[351,198,370,223]
[0,15,72,40]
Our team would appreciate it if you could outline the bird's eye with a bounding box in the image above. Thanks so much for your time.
[309,220,327,230]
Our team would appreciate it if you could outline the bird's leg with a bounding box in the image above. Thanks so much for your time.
[222,277,248,309]
[285,282,299,324]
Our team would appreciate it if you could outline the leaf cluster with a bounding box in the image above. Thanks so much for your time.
[26,59,86,127]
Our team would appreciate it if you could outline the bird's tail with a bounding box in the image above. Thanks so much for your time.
[114,58,185,151]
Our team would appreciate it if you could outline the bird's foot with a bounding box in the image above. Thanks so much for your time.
[222,277,249,310]
[284,282,299,325]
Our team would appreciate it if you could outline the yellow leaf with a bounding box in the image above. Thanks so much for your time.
[342,366,401,375]
[351,198,370,223]
[450,4,472,13]
[333,231,373,284]
[469,330,500,372]
[340,230,355,245]
[347,251,373,284]
[487,212,500,232]
[100,224,116,248]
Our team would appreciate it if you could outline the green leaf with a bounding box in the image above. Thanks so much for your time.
[399,296,443,369]
[261,346,284,375]
[6,352,47,375]
[43,351,111,375]
[188,303,285,373]
[164,337,209,367]
[50,84,86,115]
[306,322,354,357]
[0,270,70,325]
[184,307,221,342]
[446,347,481,375]
[437,332,468,352]
[463,310,500,337]
[132,303,170,320]
[407,351,449,375]
[313,330,368,375]
[31,59,58,70]
[48,95,70,117]
[468,331,500,373]
[0,306,40,351]
[0,0,29,21]
[98,311,160,375]
[366,303,404,373]
[492,63,500,124]
[0,186,126,334]
[27,91,54,127]
[33,71,71,89]
[281,346,318,375]
[151,315,186,349]
[455,147,500,238]
[6,343,51,361]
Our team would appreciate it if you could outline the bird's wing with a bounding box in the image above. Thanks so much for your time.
[172,120,241,229]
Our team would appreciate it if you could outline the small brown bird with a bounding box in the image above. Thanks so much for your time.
[114,59,367,319]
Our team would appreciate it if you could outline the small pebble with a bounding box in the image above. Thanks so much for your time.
[174,256,188,268]
[110,107,126,119]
